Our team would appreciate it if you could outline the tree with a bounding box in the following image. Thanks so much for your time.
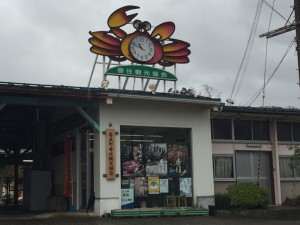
[288,145,300,169]
[200,84,221,98]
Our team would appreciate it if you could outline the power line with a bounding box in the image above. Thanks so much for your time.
[227,0,263,105]
[257,0,276,187]
[244,37,295,106]
[262,0,291,24]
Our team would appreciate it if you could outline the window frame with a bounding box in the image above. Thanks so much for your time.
[279,156,300,181]
[211,118,233,140]
[213,154,236,181]
[233,119,270,142]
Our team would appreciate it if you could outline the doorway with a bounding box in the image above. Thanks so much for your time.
[235,151,272,201]
[0,164,28,207]
[80,129,94,210]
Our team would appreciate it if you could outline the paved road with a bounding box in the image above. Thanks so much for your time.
[0,213,299,225]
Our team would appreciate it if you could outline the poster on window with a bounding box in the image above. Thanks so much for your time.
[134,177,148,197]
[159,178,169,193]
[121,189,134,209]
[121,178,135,189]
[122,160,144,177]
[145,143,168,176]
[168,144,190,176]
[179,177,192,197]
[122,144,145,177]
[148,176,160,194]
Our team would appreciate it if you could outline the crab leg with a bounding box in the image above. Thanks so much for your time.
[89,31,121,46]
[162,55,190,64]
[164,49,191,57]
[163,39,190,52]
[90,46,121,56]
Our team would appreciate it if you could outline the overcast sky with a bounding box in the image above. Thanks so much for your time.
[1,0,299,108]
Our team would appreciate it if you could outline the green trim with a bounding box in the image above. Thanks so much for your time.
[0,103,7,111]
[111,208,209,218]
[106,65,177,81]
[76,107,100,132]
[0,96,98,108]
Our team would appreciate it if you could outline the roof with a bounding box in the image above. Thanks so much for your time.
[222,105,300,115]
[0,81,221,107]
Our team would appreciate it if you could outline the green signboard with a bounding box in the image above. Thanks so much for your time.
[105,65,177,81]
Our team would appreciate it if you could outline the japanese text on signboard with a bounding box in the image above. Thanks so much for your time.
[106,129,116,180]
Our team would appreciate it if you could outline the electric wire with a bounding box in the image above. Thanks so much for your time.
[257,0,276,187]
[262,0,290,24]
[244,36,295,106]
[227,0,263,104]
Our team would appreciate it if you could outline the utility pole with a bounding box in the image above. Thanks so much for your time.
[259,0,300,86]
[295,0,300,85]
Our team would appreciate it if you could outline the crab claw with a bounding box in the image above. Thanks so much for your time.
[108,5,140,28]
[151,22,175,41]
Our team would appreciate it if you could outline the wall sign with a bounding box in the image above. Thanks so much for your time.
[106,65,177,81]
[106,128,116,180]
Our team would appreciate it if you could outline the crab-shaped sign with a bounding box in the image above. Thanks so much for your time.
[89,5,191,67]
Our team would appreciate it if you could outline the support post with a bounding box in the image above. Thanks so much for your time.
[294,0,300,85]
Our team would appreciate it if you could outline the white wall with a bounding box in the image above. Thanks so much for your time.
[93,97,215,215]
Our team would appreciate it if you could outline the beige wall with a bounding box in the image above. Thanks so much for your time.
[281,181,300,202]
[94,97,215,215]
[214,181,235,194]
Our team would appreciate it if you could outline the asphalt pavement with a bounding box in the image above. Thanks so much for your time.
[0,212,299,225]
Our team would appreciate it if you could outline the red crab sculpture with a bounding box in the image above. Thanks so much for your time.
[89,5,191,67]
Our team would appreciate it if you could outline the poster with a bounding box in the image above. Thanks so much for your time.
[168,144,189,176]
[179,177,192,197]
[122,145,144,177]
[159,178,169,193]
[146,143,168,176]
[121,189,134,208]
[122,160,145,177]
[148,176,160,194]
[121,178,135,189]
[135,177,148,197]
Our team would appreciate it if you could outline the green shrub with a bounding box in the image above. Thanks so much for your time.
[215,193,231,209]
[226,182,269,209]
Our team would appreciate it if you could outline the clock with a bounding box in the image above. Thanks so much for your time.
[130,35,155,62]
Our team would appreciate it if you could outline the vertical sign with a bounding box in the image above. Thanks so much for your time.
[106,128,116,180]
[121,189,134,209]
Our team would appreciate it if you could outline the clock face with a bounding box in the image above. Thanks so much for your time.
[130,36,155,62]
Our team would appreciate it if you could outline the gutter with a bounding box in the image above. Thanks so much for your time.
[106,93,221,106]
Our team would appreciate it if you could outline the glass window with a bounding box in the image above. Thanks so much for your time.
[120,126,192,208]
[292,123,300,142]
[235,151,251,177]
[234,120,252,140]
[279,157,300,179]
[213,156,234,179]
[277,122,292,141]
[211,119,232,140]
[252,121,270,141]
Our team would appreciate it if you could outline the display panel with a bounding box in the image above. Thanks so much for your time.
[120,126,192,208]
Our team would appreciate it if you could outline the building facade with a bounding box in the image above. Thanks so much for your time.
[1,82,300,215]
[211,106,300,205]
[0,83,220,215]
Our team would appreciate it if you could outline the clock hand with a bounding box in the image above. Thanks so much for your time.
[138,43,145,51]
[132,42,143,50]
